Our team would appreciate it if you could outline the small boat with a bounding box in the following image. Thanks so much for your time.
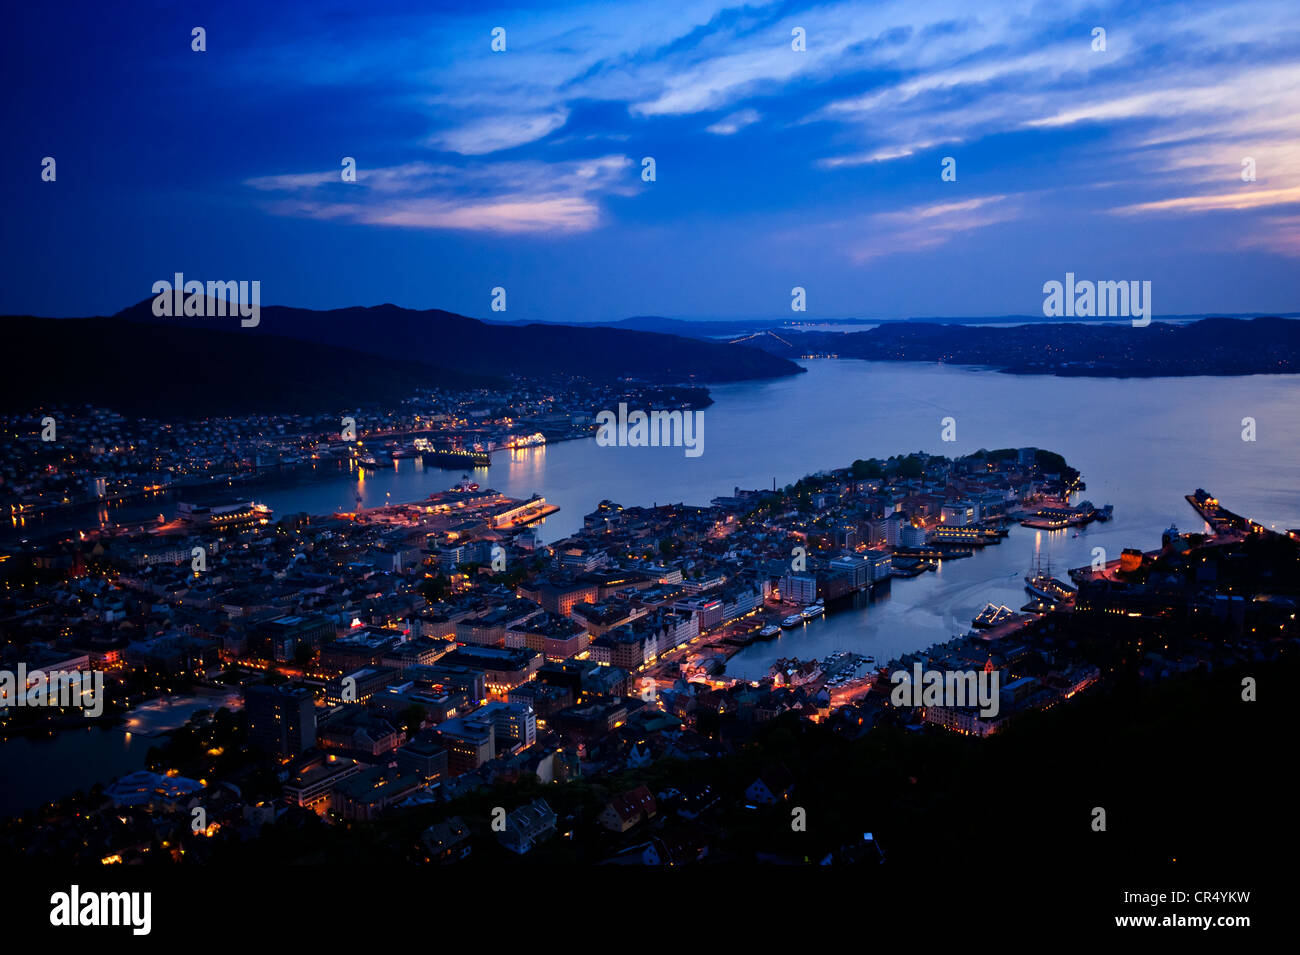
[781,614,804,629]
[758,624,781,639]
[801,601,825,620]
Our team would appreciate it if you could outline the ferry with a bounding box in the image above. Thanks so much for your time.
[800,600,825,620]
[781,614,805,629]
[758,624,781,640]
[424,448,491,469]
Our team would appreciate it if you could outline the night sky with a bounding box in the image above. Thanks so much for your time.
[4,0,1299,321]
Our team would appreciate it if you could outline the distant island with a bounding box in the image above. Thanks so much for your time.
[734,316,1300,377]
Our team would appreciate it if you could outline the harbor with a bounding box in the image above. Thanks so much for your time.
[1016,500,1113,530]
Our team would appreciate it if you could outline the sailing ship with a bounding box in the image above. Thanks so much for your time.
[1025,554,1078,603]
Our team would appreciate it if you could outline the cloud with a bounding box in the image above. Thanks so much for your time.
[846,195,1020,262]
[296,196,604,233]
[1112,185,1300,216]
[245,156,634,234]
[817,142,940,168]
[706,108,761,134]
[1238,215,1300,256]
[778,194,1022,263]
[426,110,571,155]
[227,0,1300,256]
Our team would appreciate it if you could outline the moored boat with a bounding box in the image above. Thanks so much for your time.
[1025,555,1078,602]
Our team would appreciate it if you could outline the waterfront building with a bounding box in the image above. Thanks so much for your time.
[177,500,266,533]
[941,502,977,525]
[778,572,818,605]
[829,555,872,590]
[884,512,906,547]
[901,524,928,548]
[866,550,893,581]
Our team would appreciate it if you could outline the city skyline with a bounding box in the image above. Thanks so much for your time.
[0,0,1291,920]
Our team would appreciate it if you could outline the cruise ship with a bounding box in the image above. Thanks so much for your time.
[758,624,781,640]
[781,613,805,628]
[800,600,825,620]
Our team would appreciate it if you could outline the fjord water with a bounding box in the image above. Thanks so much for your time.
[5,360,1300,814]
[198,359,1300,676]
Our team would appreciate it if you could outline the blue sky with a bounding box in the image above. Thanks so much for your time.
[3,0,1299,321]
